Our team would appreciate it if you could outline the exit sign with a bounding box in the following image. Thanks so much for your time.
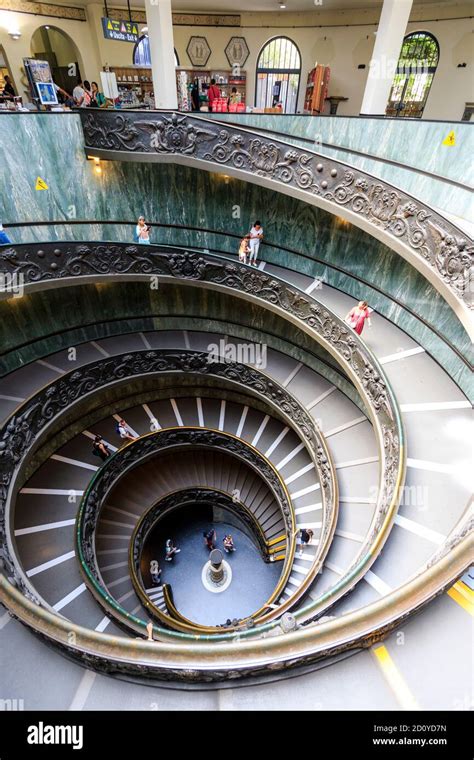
[101,17,140,43]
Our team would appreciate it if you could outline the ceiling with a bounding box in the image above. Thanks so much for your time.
[80,0,465,12]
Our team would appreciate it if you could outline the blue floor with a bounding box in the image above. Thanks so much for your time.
[148,513,282,626]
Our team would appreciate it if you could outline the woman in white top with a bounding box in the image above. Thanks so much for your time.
[248,220,263,266]
[136,216,150,245]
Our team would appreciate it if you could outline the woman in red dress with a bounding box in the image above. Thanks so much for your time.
[344,300,373,335]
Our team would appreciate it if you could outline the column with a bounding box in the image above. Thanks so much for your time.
[144,0,178,109]
[360,0,413,116]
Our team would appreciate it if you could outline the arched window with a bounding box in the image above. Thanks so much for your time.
[255,36,301,113]
[386,31,439,118]
[133,36,179,67]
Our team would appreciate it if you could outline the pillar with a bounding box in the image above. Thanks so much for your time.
[144,0,177,109]
[209,549,224,584]
[360,0,413,116]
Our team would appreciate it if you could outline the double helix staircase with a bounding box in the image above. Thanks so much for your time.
[0,111,471,708]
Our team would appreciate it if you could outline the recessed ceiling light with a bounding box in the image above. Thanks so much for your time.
[279,2,287,8]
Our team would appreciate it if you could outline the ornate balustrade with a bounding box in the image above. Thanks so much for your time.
[78,428,295,634]
[0,244,402,630]
[129,487,282,630]
[78,110,473,335]
[0,346,335,632]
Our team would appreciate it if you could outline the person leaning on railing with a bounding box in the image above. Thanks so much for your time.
[90,81,109,108]
[135,216,151,244]
[0,222,11,245]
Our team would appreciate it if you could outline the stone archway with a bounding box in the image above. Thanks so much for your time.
[30,24,84,99]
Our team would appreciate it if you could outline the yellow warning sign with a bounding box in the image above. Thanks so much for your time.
[35,176,48,191]
[107,20,113,29]
[442,130,456,146]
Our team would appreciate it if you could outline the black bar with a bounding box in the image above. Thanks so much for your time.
[0,711,469,757]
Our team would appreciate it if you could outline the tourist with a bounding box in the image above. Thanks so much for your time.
[223,534,235,553]
[248,221,263,267]
[116,419,137,442]
[191,80,200,111]
[228,87,241,107]
[91,81,107,108]
[2,76,15,100]
[238,235,250,264]
[298,528,314,556]
[91,434,111,461]
[72,79,91,107]
[150,559,162,585]
[344,300,373,335]
[83,80,93,106]
[207,78,220,112]
[165,539,181,562]
[135,216,151,245]
[0,222,11,245]
[203,529,216,551]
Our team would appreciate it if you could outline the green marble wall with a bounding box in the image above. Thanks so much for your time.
[210,114,474,228]
[0,281,365,411]
[0,113,470,396]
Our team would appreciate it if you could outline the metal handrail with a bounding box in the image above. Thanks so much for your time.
[77,109,474,334]
[0,243,402,651]
[1,221,470,371]
[77,429,296,635]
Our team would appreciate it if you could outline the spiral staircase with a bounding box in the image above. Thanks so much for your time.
[0,112,472,711]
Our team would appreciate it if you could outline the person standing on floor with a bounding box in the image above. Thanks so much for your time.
[91,434,111,461]
[248,221,263,267]
[238,235,250,264]
[228,87,241,107]
[207,79,220,112]
[344,300,373,335]
[135,216,151,245]
[116,419,137,442]
[191,80,200,111]
[90,81,107,108]
[298,528,314,556]
[165,539,181,562]
[150,559,162,585]
[72,79,90,107]
[203,529,216,552]
[2,76,15,100]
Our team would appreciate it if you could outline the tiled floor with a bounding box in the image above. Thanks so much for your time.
[146,508,282,626]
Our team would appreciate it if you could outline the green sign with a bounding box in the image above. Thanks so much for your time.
[101,17,140,43]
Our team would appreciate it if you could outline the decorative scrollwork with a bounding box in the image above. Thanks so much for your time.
[76,110,473,309]
[0,244,402,628]
[80,428,293,591]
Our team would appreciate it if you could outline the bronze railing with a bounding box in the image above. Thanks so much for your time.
[78,110,474,335]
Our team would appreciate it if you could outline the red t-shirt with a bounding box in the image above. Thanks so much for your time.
[208,85,220,105]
